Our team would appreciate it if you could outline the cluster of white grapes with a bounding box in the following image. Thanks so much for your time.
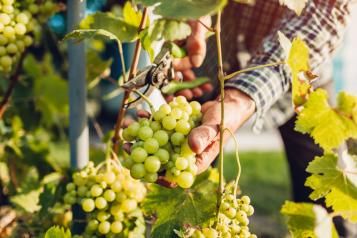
[63,161,147,238]
[122,96,202,188]
[0,0,56,73]
[190,183,256,238]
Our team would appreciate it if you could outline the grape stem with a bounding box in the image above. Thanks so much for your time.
[112,7,148,155]
[0,53,26,119]
[132,89,155,118]
[214,10,225,211]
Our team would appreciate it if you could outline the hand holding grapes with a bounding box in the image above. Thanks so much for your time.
[188,88,256,174]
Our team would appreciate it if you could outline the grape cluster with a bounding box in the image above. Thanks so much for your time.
[189,183,256,238]
[63,161,147,238]
[122,96,202,188]
[0,0,34,73]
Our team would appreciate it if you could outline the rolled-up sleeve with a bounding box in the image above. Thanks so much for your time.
[225,0,352,133]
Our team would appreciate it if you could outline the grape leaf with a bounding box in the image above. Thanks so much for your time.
[279,0,308,15]
[10,189,42,213]
[137,0,227,20]
[63,29,120,45]
[79,12,138,42]
[305,153,357,222]
[337,92,357,120]
[295,89,357,151]
[86,50,112,88]
[143,170,218,238]
[123,1,143,28]
[281,201,338,238]
[44,226,71,238]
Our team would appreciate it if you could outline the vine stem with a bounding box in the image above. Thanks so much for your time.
[112,7,148,155]
[214,11,225,209]
[223,61,285,81]
[0,54,26,119]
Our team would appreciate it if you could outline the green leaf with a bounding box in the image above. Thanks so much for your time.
[123,1,143,27]
[79,12,138,42]
[137,0,227,19]
[281,201,338,238]
[169,42,187,58]
[295,89,357,151]
[337,91,357,119]
[143,170,218,238]
[305,153,357,222]
[86,50,112,88]
[44,226,71,238]
[162,20,191,41]
[63,29,120,44]
[10,189,42,213]
[279,0,308,15]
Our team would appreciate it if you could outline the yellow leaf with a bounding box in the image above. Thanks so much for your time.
[279,0,308,15]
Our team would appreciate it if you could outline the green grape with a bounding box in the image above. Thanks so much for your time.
[159,104,171,115]
[139,118,150,127]
[103,189,116,202]
[95,197,108,209]
[98,221,111,234]
[111,180,122,192]
[131,147,147,163]
[150,121,161,132]
[144,156,161,173]
[87,219,99,231]
[127,122,140,136]
[175,157,188,170]
[175,120,191,135]
[246,205,254,216]
[23,35,33,46]
[0,46,5,56]
[66,182,76,192]
[155,149,170,164]
[191,230,205,238]
[81,198,95,212]
[162,115,177,130]
[241,195,251,204]
[190,101,201,115]
[123,157,134,169]
[153,110,165,121]
[176,96,187,104]
[2,5,14,14]
[0,13,10,25]
[77,186,88,197]
[120,199,137,213]
[176,171,194,188]
[144,138,159,154]
[144,172,158,183]
[111,221,123,233]
[202,228,218,238]
[6,43,17,54]
[171,167,181,176]
[187,163,198,175]
[3,26,15,38]
[220,202,230,211]
[97,211,110,222]
[16,40,25,52]
[90,184,103,197]
[0,55,11,68]
[103,172,116,184]
[138,126,153,141]
[130,163,146,179]
[171,132,184,146]
[122,128,134,141]
[16,13,29,24]
[14,23,26,35]
[224,207,237,219]
[170,108,183,119]
[153,130,169,146]
[63,194,76,205]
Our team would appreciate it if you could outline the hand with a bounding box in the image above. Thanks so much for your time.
[188,89,256,174]
[165,16,213,101]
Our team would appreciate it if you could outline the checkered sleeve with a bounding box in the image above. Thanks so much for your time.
[225,0,352,133]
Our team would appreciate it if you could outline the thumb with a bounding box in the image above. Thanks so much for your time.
[188,124,218,154]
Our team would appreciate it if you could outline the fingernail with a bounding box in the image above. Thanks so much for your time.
[191,55,203,67]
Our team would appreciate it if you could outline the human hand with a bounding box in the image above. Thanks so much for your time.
[165,16,213,101]
[188,89,256,174]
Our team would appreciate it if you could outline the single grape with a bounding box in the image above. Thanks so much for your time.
[123,157,134,169]
[127,122,140,137]
[139,118,150,127]
[16,13,29,24]
[131,147,147,163]
[176,96,187,104]
[103,172,116,184]
[111,221,123,233]
[150,121,161,132]
[144,172,158,183]
[170,108,183,119]
[0,55,12,68]
[190,101,201,115]
[103,189,116,202]
[81,198,95,212]
[138,126,153,141]
[3,26,15,38]
[171,132,185,146]
[175,157,188,170]
[153,110,166,121]
[159,104,171,115]
[144,156,161,173]
[144,138,159,154]
[176,172,194,188]
[87,219,99,231]
[23,35,33,46]
[0,13,10,25]
[120,199,137,213]
[77,186,88,197]
[155,149,170,164]
[241,195,251,204]
[224,207,237,219]
[90,184,103,197]
[66,182,76,192]
[153,130,169,146]
[95,197,108,209]
[202,228,218,238]
[122,128,134,141]
[175,120,191,135]
[111,180,122,192]
[98,221,111,234]
[14,23,26,35]
[162,115,176,130]
[130,163,146,179]
[97,211,110,222]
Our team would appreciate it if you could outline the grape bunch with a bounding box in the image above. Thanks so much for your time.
[189,183,256,238]
[63,161,147,238]
[122,96,202,188]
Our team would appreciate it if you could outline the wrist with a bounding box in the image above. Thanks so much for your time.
[224,88,256,117]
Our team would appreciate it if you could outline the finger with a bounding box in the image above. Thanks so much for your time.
[192,88,203,98]
[182,69,195,81]
[137,110,151,118]
[164,95,174,102]
[156,176,177,188]
[176,89,193,101]
[123,143,132,154]
[173,57,193,71]
[186,35,206,67]
[188,124,219,154]
[122,117,135,128]
[200,83,214,92]
[196,139,220,174]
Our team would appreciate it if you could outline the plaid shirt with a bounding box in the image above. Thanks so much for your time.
[197,0,352,133]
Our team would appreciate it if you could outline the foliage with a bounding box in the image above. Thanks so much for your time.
[44,226,71,238]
